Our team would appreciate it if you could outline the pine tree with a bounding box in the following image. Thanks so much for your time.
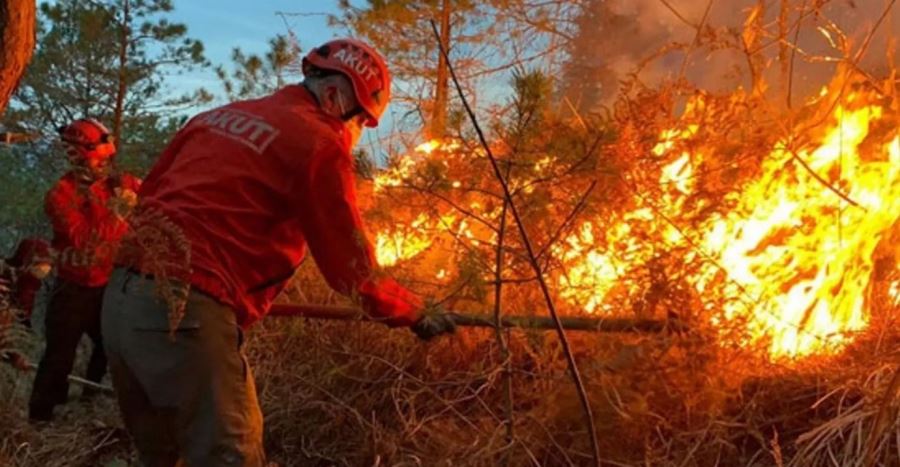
[215,34,302,101]
[4,0,210,172]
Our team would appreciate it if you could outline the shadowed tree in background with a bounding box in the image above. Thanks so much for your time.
[4,0,210,173]
[433,0,451,139]
[0,0,36,117]
[215,34,302,101]
[108,0,208,144]
[558,0,623,114]
[331,1,607,139]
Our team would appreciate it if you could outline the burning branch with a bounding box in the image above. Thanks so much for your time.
[268,303,679,333]
[784,144,864,210]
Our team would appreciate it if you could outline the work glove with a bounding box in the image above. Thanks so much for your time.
[411,306,457,341]
[110,187,138,219]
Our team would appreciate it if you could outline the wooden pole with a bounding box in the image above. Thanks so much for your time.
[1,351,115,393]
[268,303,683,333]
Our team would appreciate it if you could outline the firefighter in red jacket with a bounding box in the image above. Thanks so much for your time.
[1,238,51,354]
[1,238,52,326]
[101,38,455,465]
[28,119,140,421]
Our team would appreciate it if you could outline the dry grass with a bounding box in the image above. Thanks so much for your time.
[3,297,898,466]
[0,314,133,467]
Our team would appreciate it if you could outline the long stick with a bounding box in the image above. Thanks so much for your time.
[453,313,678,333]
[268,303,681,333]
[1,351,114,393]
[429,20,602,465]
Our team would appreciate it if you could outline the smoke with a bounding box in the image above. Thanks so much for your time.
[565,0,899,109]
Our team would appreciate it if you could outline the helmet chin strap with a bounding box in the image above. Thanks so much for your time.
[336,89,364,122]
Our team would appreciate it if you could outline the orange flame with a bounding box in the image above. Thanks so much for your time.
[369,88,899,359]
[375,213,458,267]
[701,100,899,357]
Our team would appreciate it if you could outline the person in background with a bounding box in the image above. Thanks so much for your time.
[0,238,52,327]
[0,238,52,373]
[28,118,140,422]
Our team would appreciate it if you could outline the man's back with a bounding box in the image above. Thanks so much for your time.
[131,84,370,326]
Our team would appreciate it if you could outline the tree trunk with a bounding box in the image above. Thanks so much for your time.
[778,0,789,104]
[0,0,36,116]
[429,0,451,139]
[112,0,129,144]
[742,0,767,98]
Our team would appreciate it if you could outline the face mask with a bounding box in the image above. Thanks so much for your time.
[335,89,365,149]
[72,158,110,183]
[66,144,110,182]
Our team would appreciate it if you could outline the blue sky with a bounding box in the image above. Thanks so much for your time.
[164,1,429,155]
[167,1,345,103]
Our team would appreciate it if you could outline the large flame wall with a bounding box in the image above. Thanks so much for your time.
[368,83,900,359]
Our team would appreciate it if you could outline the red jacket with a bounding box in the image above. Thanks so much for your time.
[5,238,51,315]
[46,172,140,287]
[126,85,421,328]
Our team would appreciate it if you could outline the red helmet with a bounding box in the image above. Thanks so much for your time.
[302,38,391,128]
[57,118,116,160]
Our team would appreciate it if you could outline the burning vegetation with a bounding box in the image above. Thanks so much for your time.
[336,65,900,464]
[367,72,900,361]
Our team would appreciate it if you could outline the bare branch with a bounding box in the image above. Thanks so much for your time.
[430,19,602,467]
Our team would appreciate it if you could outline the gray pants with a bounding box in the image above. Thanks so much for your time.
[101,268,264,466]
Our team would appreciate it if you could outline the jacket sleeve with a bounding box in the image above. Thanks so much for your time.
[296,141,422,327]
[46,182,94,249]
[45,180,127,249]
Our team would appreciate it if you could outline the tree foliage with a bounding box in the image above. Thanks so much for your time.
[332,0,516,130]
[0,145,59,251]
[215,34,301,101]
[4,0,209,173]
